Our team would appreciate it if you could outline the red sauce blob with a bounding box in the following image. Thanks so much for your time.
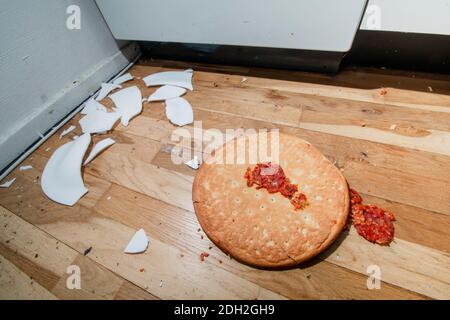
[349,189,395,245]
[290,193,308,210]
[245,162,307,210]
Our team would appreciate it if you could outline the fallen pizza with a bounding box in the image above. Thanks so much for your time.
[193,132,350,268]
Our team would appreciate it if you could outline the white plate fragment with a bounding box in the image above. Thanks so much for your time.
[83,138,116,165]
[143,70,193,91]
[60,125,76,139]
[79,110,121,134]
[185,156,200,170]
[112,73,134,85]
[109,86,142,127]
[165,97,194,126]
[148,85,186,102]
[81,99,107,115]
[95,83,122,101]
[124,228,149,254]
[41,133,91,206]
[19,165,33,171]
[0,178,16,188]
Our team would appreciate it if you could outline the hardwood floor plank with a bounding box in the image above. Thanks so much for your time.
[321,229,450,299]
[1,181,285,299]
[0,206,141,300]
[0,254,58,300]
[0,206,77,284]
[93,182,427,300]
[82,143,450,298]
[114,280,160,300]
[136,60,450,95]
[51,254,124,300]
[1,61,448,300]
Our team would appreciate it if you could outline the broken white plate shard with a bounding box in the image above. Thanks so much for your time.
[19,165,33,171]
[143,70,193,91]
[124,228,149,254]
[41,133,91,206]
[109,86,142,126]
[0,178,16,188]
[112,73,134,85]
[185,156,200,170]
[83,138,116,165]
[79,110,120,134]
[165,97,194,126]
[148,85,186,102]
[95,83,122,101]
[81,99,107,115]
[59,125,76,139]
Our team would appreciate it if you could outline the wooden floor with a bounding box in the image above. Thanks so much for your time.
[1,60,449,300]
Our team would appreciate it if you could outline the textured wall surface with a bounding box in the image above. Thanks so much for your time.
[0,0,138,172]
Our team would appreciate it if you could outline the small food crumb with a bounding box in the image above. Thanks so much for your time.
[139,268,145,272]
[200,235,204,240]
[379,89,388,96]
[83,247,92,256]
[428,86,433,92]
[389,124,397,130]
[200,252,209,262]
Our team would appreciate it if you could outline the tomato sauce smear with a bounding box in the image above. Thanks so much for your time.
[350,189,395,245]
[245,162,308,210]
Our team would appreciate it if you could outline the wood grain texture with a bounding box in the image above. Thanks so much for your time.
[0,60,449,299]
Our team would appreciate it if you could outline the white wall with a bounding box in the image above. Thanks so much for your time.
[361,0,450,35]
[96,0,367,52]
[0,0,139,172]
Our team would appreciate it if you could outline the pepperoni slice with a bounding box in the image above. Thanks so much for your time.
[245,162,308,210]
[349,189,395,245]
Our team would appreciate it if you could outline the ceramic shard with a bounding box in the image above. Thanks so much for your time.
[112,73,134,85]
[95,83,122,101]
[81,99,107,115]
[79,110,120,134]
[109,86,142,127]
[143,70,193,91]
[124,229,149,254]
[83,138,116,165]
[148,85,186,102]
[165,97,194,126]
[41,133,91,206]
[60,125,76,139]
[0,178,16,188]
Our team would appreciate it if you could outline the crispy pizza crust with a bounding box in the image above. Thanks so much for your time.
[193,132,349,268]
